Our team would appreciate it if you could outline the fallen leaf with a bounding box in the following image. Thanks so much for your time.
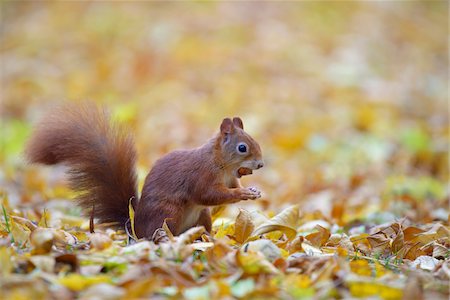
[252,205,299,240]
[305,225,330,248]
[58,274,111,291]
[234,209,255,244]
[236,248,279,275]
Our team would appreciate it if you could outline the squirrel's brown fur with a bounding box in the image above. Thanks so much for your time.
[26,103,264,239]
[25,103,137,227]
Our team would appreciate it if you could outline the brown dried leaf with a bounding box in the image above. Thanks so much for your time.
[234,209,255,244]
[367,233,390,253]
[305,225,331,248]
[177,226,206,246]
[252,205,299,240]
[403,226,425,243]
[392,229,404,254]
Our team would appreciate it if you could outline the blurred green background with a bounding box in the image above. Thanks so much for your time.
[1,2,448,223]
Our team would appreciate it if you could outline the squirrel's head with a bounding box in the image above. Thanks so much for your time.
[219,117,264,178]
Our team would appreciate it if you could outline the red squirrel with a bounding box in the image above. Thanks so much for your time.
[25,103,264,239]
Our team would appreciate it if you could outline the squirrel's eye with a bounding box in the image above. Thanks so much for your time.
[237,143,248,154]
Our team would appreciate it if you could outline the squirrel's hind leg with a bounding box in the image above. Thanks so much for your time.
[196,208,212,233]
[135,202,183,239]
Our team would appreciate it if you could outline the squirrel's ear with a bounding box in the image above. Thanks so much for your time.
[232,117,243,130]
[220,118,233,135]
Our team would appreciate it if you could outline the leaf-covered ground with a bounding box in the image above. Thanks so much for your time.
[1,2,448,300]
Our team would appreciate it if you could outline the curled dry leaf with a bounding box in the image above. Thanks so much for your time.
[10,217,32,246]
[234,208,255,244]
[52,229,78,248]
[159,226,208,260]
[177,226,206,246]
[152,228,170,244]
[301,241,324,256]
[305,225,330,248]
[391,228,405,253]
[286,236,304,254]
[251,205,299,240]
[11,215,38,231]
[367,233,390,253]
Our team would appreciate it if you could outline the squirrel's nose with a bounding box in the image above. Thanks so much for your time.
[256,161,264,169]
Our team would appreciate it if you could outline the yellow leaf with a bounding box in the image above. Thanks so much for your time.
[348,281,403,300]
[124,277,157,298]
[128,198,138,241]
[350,259,371,276]
[236,248,279,275]
[252,205,299,240]
[374,262,388,278]
[213,219,234,239]
[211,205,225,223]
[38,209,50,228]
[266,230,284,241]
[234,209,254,244]
[162,218,175,242]
[59,215,85,228]
[0,247,13,276]
[285,274,312,289]
[280,248,289,259]
[58,274,111,291]
[10,217,31,247]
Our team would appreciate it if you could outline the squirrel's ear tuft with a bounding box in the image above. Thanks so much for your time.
[232,117,243,130]
[220,118,233,135]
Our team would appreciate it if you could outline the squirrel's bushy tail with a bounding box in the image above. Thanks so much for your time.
[25,103,138,227]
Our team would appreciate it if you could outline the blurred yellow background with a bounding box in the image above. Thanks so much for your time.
[1,2,448,222]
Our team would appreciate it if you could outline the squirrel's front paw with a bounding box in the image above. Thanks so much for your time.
[236,187,261,200]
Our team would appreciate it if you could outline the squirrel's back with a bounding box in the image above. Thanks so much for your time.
[25,103,138,227]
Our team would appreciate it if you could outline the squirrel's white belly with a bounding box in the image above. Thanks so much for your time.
[180,205,204,233]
